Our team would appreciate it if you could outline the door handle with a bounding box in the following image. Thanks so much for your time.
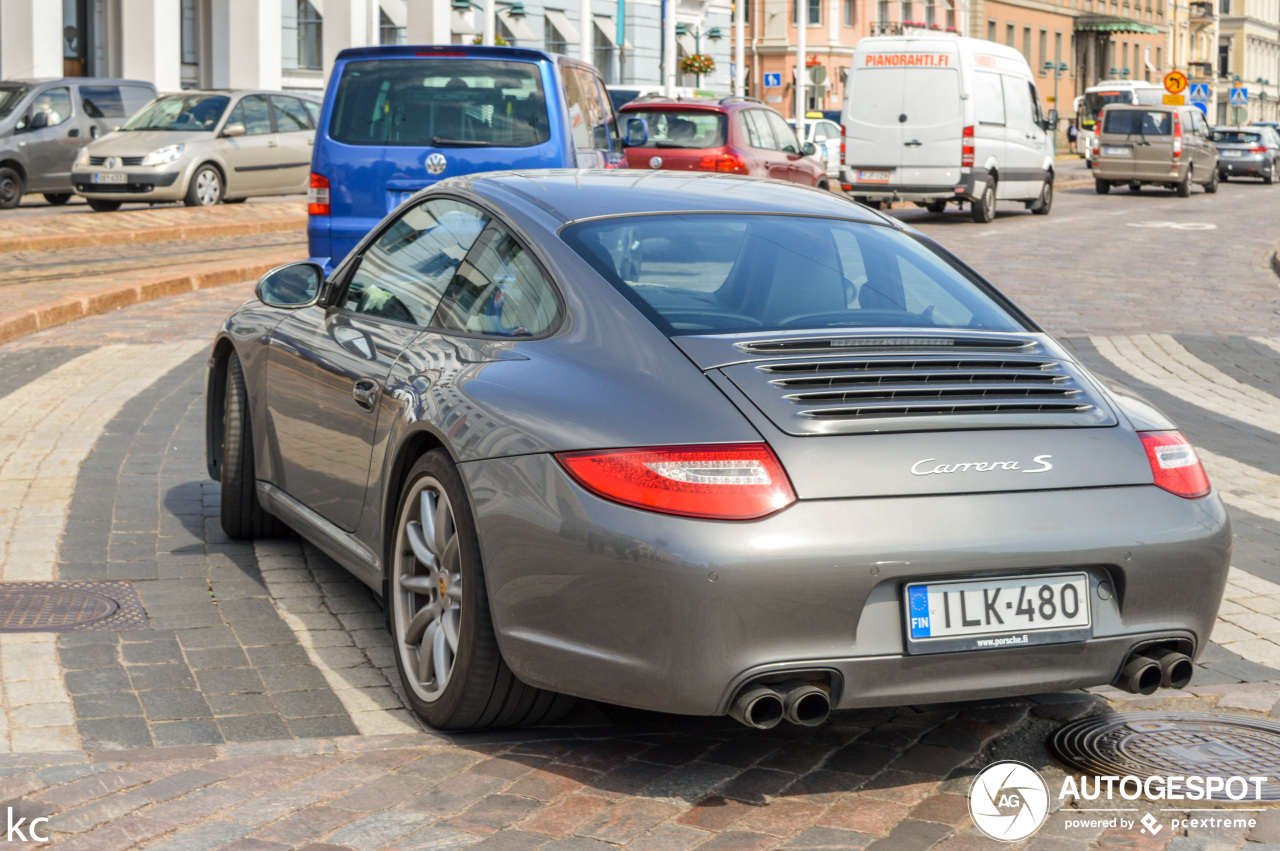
[352,378,379,411]
[90,125,99,139]
[904,139,922,147]
[268,139,278,147]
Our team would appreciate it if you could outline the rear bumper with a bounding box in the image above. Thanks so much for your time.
[840,170,979,202]
[1219,155,1270,175]
[462,453,1232,717]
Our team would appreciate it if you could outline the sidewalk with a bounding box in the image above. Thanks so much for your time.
[0,203,307,345]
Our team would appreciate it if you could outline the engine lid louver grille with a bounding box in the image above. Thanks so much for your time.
[718,335,1115,435]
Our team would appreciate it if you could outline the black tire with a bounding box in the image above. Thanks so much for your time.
[1204,167,1219,194]
[389,450,574,730]
[0,167,23,209]
[1128,182,1141,193]
[1030,177,1053,215]
[1176,166,1192,197]
[926,199,947,214]
[1095,178,1111,195]
[1221,172,1230,183]
[219,353,288,539]
[43,192,71,205]
[1264,161,1276,185]
[970,177,996,223]
[86,198,122,212]
[224,197,247,204]
[185,164,223,207]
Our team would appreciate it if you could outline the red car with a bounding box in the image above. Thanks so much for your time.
[618,96,830,189]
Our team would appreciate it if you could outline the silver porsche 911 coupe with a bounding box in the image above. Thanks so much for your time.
[206,170,1230,731]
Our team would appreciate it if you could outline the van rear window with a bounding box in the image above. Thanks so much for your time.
[330,58,551,148]
[1102,110,1172,136]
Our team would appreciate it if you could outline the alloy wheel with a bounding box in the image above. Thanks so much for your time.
[0,177,16,205]
[195,169,221,205]
[393,476,463,702]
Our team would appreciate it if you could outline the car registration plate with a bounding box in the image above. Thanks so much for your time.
[858,170,892,183]
[92,172,127,184]
[1222,150,1243,157]
[904,572,1091,655]
[1103,146,1131,156]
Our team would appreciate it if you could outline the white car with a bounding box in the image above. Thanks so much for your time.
[841,35,1056,222]
[788,114,842,180]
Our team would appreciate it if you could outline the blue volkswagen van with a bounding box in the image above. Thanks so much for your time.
[308,45,630,267]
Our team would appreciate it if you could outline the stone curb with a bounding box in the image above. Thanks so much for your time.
[0,216,307,254]
[0,255,295,346]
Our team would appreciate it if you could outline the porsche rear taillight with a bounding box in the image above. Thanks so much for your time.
[1172,115,1183,158]
[1139,431,1210,499]
[698,153,748,174]
[308,173,330,215]
[961,125,974,168]
[556,444,796,520]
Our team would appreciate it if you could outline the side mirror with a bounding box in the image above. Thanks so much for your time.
[222,122,246,138]
[624,117,649,147]
[29,112,49,130]
[256,262,323,308]
[802,141,817,157]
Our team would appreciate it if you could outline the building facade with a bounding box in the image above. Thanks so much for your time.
[0,0,736,94]
[1215,0,1280,121]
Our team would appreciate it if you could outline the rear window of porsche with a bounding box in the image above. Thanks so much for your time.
[561,214,1024,335]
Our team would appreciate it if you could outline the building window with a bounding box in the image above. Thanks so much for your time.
[180,0,198,65]
[1221,0,1230,12]
[945,0,955,28]
[794,0,821,24]
[844,0,855,25]
[1121,42,1129,75]
[298,0,322,70]
[1023,26,1031,59]
[1006,23,1015,47]
[1156,45,1162,70]
[901,0,913,22]
[1219,42,1229,76]
[593,24,616,83]
[1039,29,1047,71]
[1054,31,1062,63]
[380,10,404,44]
[878,0,891,22]
[987,19,996,40]
[925,0,935,25]
[545,18,567,54]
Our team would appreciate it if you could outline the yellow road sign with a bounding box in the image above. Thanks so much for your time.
[1164,70,1188,95]
[1163,94,1186,105]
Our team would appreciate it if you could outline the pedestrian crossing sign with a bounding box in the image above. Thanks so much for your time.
[1230,86,1249,106]
[1188,83,1210,103]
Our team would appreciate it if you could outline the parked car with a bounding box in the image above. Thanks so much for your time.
[1212,125,1280,184]
[72,90,321,211]
[788,111,842,182]
[309,44,636,270]
[1092,104,1218,196]
[207,169,1228,731]
[0,77,155,209]
[618,96,829,189]
[841,36,1055,223]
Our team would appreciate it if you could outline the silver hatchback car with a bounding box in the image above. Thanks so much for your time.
[73,90,320,211]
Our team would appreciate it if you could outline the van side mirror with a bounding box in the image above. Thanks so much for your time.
[222,122,246,138]
[802,141,817,157]
[256,262,323,308]
[1044,109,1059,132]
[624,117,649,147]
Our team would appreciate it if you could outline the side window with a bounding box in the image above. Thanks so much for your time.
[973,72,1006,125]
[80,85,125,118]
[745,110,777,150]
[272,96,311,131]
[230,95,273,135]
[1000,75,1031,129]
[303,99,321,127]
[17,87,71,130]
[767,112,800,153]
[341,199,490,325]
[1027,83,1044,126]
[561,67,594,150]
[585,71,622,152]
[434,226,560,338]
[120,87,155,118]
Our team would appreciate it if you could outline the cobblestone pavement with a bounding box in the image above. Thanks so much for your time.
[0,182,1279,849]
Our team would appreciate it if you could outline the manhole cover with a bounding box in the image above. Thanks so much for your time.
[0,581,148,632]
[1051,712,1280,800]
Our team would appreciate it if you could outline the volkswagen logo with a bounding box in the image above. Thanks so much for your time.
[426,153,447,175]
[105,157,120,170]
[649,156,663,168]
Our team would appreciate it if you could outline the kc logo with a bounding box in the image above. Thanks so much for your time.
[6,806,49,842]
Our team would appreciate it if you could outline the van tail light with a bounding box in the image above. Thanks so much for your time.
[1250,145,1268,153]
[308,173,330,215]
[840,124,846,163]
[961,125,974,167]
[556,444,796,520]
[1139,431,1210,499]
[1172,114,1183,158]
[697,153,748,174]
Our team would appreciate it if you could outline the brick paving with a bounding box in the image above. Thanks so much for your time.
[0,183,1279,848]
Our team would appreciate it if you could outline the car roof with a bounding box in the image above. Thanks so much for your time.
[151,89,321,101]
[619,96,765,112]
[3,78,154,87]
[463,170,889,226]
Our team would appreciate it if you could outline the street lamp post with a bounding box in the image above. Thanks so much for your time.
[674,23,722,89]
[1043,61,1068,155]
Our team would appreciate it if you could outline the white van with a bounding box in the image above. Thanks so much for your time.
[840,35,1056,222]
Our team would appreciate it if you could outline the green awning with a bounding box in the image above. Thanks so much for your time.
[1074,14,1160,34]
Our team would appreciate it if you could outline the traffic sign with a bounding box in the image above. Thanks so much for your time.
[1164,70,1188,95]
[1230,86,1248,106]
[1188,82,1210,102]
[1163,94,1185,105]
[764,72,781,87]
[1193,101,1208,116]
